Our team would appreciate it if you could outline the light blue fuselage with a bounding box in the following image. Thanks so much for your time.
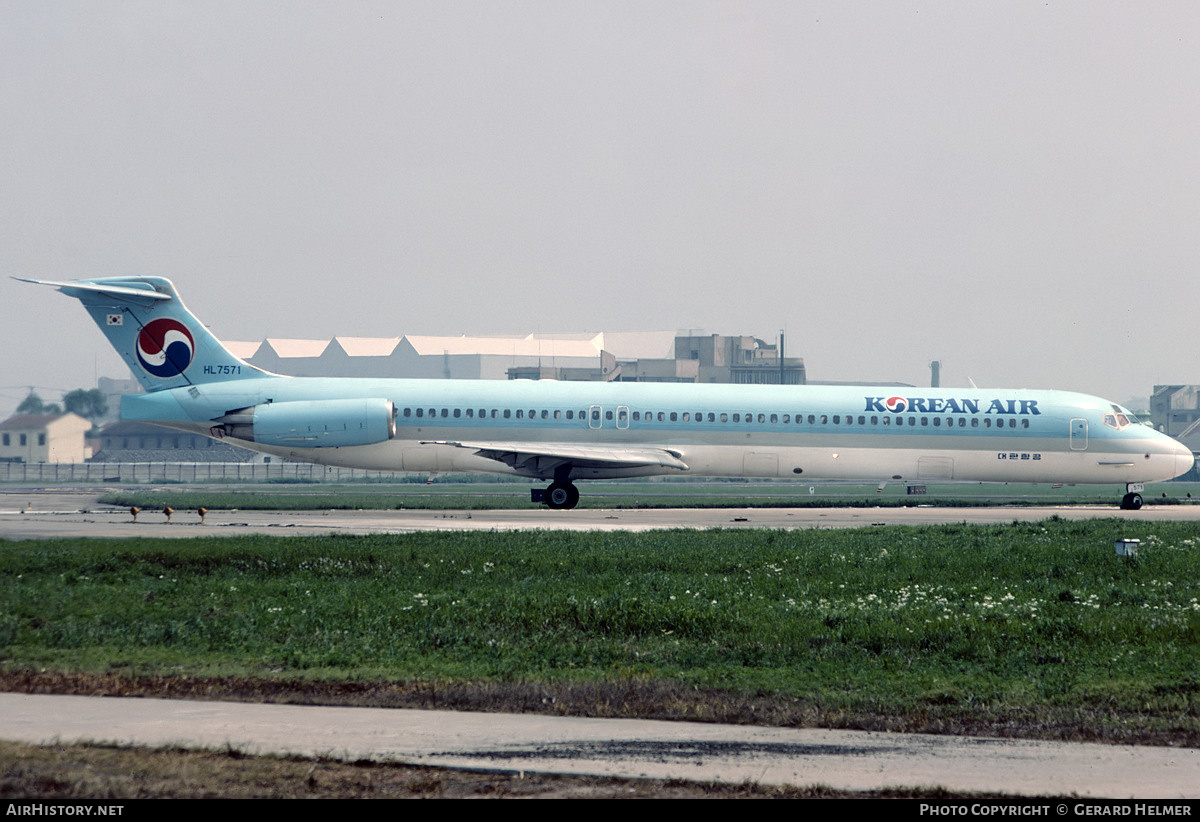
[124,376,1193,485]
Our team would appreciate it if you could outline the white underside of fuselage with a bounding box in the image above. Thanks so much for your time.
[204,433,1183,487]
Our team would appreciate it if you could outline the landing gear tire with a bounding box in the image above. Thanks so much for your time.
[1120,492,1143,511]
[546,481,580,510]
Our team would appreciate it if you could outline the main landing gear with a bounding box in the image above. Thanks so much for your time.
[546,481,580,510]
[1120,483,1144,511]
[531,481,580,510]
[530,465,582,510]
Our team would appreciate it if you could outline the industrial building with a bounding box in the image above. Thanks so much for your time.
[1150,385,1200,438]
[90,421,258,464]
[224,331,805,385]
[1151,386,1200,475]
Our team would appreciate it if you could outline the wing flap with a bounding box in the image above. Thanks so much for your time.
[421,440,689,472]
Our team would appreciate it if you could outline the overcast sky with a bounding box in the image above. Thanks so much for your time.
[3,1,1197,417]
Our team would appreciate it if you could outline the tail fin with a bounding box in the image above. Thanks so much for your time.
[16,276,273,392]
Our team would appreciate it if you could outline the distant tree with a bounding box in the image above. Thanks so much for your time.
[15,392,61,415]
[62,388,108,421]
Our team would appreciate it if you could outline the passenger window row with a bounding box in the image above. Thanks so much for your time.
[398,406,1030,429]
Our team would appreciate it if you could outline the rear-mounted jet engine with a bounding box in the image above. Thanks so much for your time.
[214,398,396,448]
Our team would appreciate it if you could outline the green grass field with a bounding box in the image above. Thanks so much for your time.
[3,519,1198,743]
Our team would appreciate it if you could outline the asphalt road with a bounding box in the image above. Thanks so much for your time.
[3,693,1198,798]
[4,487,1200,539]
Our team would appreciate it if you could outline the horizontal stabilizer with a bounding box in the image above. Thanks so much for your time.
[14,276,172,301]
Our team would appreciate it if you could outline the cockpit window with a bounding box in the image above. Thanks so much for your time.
[1103,405,1140,430]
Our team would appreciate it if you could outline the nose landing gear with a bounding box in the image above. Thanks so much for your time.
[1120,492,1143,510]
[1120,483,1144,510]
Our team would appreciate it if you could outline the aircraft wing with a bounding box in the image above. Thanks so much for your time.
[421,440,689,474]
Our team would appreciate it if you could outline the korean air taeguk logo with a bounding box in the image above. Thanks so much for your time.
[883,396,908,413]
[136,318,195,378]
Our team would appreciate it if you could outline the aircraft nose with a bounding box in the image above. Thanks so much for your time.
[1174,440,1195,479]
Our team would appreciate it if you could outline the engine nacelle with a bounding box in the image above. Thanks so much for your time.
[214,398,396,448]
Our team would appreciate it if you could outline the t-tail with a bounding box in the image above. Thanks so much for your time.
[15,276,273,391]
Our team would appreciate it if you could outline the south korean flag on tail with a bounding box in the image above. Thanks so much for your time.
[106,313,123,326]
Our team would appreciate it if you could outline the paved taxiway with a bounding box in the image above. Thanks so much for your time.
[4,487,1199,797]
[4,693,1198,797]
[3,487,1200,539]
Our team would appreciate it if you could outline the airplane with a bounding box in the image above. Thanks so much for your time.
[18,276,1195,511]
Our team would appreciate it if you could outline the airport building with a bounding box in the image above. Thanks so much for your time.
[90,421,259,464]
[0,413,92,464]
[236,333,627,381]
[223,331,806,385]
[1150,385,1200,438]
[1151,385,1200,478]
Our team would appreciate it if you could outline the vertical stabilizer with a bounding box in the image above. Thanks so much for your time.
[17,276,273,392]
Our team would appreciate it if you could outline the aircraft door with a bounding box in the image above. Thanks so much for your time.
[588,405,603,430]
[1069,418,1088,451]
